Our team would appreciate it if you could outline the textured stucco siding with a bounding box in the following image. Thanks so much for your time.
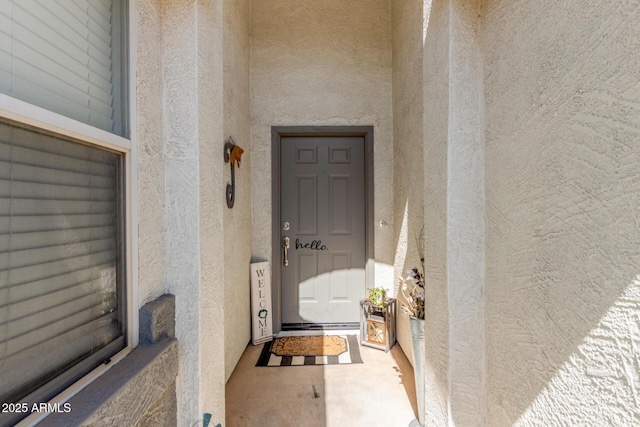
[134,0,227,425]
[136,0,167,306]
[223,0,252,382]
[447,1,486,425]
[250,0,394,288]
[422,1,451,424]
[421,1,487,425]
[483,1,640,425]
[197,0,227,423]
[160,2,203,424]
[391,0,425,370]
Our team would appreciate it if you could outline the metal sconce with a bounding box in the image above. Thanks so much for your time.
[224,137,244,208]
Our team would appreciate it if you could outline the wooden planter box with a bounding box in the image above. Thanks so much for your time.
[360,298,396,352]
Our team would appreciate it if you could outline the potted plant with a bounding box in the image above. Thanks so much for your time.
[367,286,388,307]
[399,267,426,425]
[361,286,395,351]
[399,267,425,319]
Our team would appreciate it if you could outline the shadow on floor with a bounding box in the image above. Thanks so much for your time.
[226,338,417,426]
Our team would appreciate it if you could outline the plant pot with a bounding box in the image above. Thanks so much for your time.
[410,316,425,426]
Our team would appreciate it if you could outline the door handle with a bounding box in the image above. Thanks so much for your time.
[283,236,290,267]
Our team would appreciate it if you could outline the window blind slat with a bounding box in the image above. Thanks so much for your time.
[88,20,112,50]
[0,226,116,251]
[0,68,11,93]
[0,180,115,201]
[13,78,97,129]
[20,2,89,50]
[0,164,115,190]
[0,198,116,216]
[10,17,114,101]
[0,249,115,287]
[0,318,119,397]
[1,324,121,397]
[0,145,116,176]
[97,0,112,10]
[0,147,116,174]
[0,237,115,270]
[12,51,92,103]
[0,264,113,305]
[0,0,124,136]
[1,287,97,321]
[89,0,111,24]
[37,1,113,61]
[1,305,118,360]
[0,293,104,340]
[0,1,11,23]
[21,1,113,73]
[0,13,12,45]
[13,9,91,76]
[11,7,114,112]
[0,124,116,161]
[12,64,114,127]
[0,214,115,234]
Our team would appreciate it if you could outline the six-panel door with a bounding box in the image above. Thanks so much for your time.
[280,136,366,325]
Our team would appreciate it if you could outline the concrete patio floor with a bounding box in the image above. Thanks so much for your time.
[225,332,418,427]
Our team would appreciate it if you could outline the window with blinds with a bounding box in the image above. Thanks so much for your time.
[0,121,125,425]
[0,3,129,422]
[0,0,128,137]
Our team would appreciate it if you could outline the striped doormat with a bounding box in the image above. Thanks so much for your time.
[256,335,363,366]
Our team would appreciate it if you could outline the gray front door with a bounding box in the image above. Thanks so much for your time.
[280,136,366,325]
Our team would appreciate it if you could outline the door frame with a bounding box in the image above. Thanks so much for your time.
[271,126,375,332]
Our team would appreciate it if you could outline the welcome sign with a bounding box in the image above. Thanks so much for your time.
[250,261,273,345]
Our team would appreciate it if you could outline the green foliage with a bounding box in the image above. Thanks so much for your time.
[367,287,387,307]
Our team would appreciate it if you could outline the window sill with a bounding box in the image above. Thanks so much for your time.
[27,339,178,427]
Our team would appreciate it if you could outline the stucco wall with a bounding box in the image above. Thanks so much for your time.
[223,0,252,382]
[483,1,640,425]
[136,0,167,305]
[136,0,227,425]
[421,1,487,425]
[391,0,425,369]
[160,1,204,424]
[250,0,394,292]
[197,0,227,424]
[421,0,451,422]
[447,1,486,425]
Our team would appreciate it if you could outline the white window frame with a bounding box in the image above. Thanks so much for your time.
[0,0,138,423]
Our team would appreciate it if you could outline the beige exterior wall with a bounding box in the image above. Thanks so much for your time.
[135,1,227,425]
[391,0,425,369]
[422,1,452,424]
[136,0,167,305]
[416,1,640,424]
[420,1,488,424]
[250,0,395,291]
[483,1,640,425]
[197,0,227,424]
[133,1,640,425]
[447,1,487,425]
[222,0,252,382]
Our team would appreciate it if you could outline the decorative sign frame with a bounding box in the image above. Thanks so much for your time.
[250,261,273,345]
[360,298,397,352]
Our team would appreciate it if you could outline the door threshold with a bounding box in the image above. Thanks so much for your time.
[279,322,360,337]
[277,329,360,337]
[282,322,359,331]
